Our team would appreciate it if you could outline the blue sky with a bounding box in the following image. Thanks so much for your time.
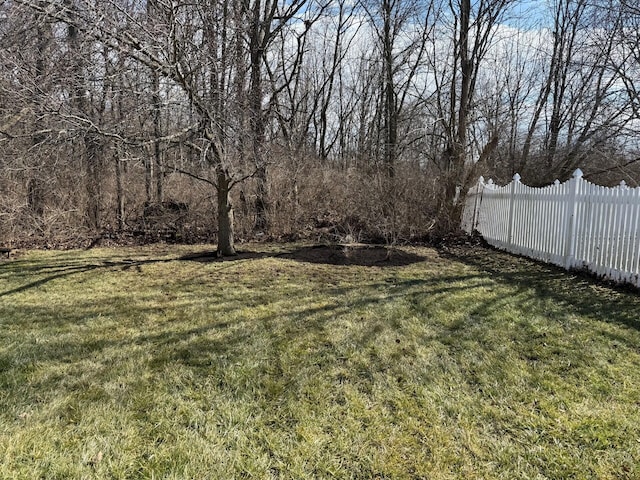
[505,0,551,30]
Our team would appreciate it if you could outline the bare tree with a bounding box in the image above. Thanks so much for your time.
[429,0,514,231]
[243,0,313,232]
[362,0,435,177]
[511,0,636,183]
[14,0,304,253]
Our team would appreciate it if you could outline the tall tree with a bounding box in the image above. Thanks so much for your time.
[244,0,311,232]
[433,0,514,231]
[363,0,435,176]
[513,0,635,182]
[64,0,106,230]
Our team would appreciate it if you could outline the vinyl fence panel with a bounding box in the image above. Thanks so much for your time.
[462,169,640,288]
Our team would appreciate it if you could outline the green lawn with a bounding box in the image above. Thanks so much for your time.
[1,243,639,479]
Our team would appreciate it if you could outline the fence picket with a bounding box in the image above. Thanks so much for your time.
[461,171,640,289]
[621,187,633,283]
[630,188,640,280]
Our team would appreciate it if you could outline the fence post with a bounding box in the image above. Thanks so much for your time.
[507,173,521,247]
[564,168,583,269]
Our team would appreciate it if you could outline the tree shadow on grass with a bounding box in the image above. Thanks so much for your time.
[180,244,427,267]
[1,244,427,299]
[0,261,482,383]
[179,250,271,263]
[0,257,174,298]
[4,245,640,480]
[440,244,640,332]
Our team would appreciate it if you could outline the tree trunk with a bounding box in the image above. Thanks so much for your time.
[115,152,125,231]
[439,0,471,229]
[382,0,396,178]
[152,69,164,202]
[254,164,268,232]
[217,168,236,256]
[66,4,102,231]
[85,133,102,231]
[27,177,45,217]
[28,22,49,219]
[248,0,268,232]
[434,0,472,235]
[144,155,153,204]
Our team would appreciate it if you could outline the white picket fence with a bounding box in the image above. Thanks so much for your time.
[462,169,640,288]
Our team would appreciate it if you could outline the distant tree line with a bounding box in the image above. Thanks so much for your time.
[1,0,639,252]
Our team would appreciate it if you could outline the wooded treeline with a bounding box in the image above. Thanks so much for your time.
[1,0,639,252]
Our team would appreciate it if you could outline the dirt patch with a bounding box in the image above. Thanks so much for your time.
[281,244,425,267]
[179,245,425,267]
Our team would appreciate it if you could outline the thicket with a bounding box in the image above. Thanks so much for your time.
[0,153,443,248]
[2,0,640,250]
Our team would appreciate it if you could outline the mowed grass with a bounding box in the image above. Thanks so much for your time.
[1,243,640,479]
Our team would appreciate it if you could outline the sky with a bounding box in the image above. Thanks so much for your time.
[504,0,551,30]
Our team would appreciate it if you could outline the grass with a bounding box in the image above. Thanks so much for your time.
[1,242,640,479]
